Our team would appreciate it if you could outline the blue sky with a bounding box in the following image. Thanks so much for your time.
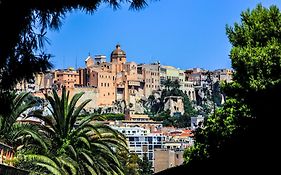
[46,0,281,70]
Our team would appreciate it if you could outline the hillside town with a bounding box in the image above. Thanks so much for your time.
[14,44,233,173]
[0,1,279,174]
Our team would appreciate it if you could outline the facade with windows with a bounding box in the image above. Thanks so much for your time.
[112,126,165,169]
[160,65,196,101]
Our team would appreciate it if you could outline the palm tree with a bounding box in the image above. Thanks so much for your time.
[163,79,172,90]
[0,91,48,153]
[26,87,128,174]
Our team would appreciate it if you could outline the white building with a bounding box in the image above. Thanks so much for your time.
[191,115,205,130]
[111,126,165,169]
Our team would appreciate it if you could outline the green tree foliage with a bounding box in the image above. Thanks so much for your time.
[212,81,223,106]
[148,79,196,127]
[0,92,48,153]
[177,4,281,174]
[21,87,128,174]
[121,152,141,175]
[138,153,153,175]
[183,99,252,163]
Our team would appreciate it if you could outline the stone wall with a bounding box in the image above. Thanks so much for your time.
[71,87,99,110]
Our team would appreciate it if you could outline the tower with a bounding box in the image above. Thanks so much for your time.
[110,44,126,63]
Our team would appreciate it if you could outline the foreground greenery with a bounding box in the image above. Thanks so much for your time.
[0,92,48,156]
[0,88,128,174]
[179,4,281,174]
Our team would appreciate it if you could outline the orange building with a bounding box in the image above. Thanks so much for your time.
[54,68,80,89]
[85,44,142,107]
[137,63,161,97]
[30,44,161,110]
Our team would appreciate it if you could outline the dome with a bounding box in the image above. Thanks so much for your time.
[110,44,126,62]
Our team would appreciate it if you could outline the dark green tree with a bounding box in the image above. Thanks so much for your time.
[163,79,173,90]
[213,81,223,106]
[182,4,281,174]
[138,153,153,175]
[156,4,281,175]
[121,152,141,175]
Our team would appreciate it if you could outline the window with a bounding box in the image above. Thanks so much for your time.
[149,153,153,160]
[154,145,161,149]
[101,83,103,86]
[129,137,134,141]
[134,137,139,141]
[157,137,161,141]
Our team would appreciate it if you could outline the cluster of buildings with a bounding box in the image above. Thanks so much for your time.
[16,44,233,114]
[14,44,233,173]
[107,113,193,173]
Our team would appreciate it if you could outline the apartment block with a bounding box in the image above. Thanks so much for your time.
[111,126,165,170]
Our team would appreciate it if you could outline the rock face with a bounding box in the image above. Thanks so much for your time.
[164,96,184,116]
[135,100,145,114]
